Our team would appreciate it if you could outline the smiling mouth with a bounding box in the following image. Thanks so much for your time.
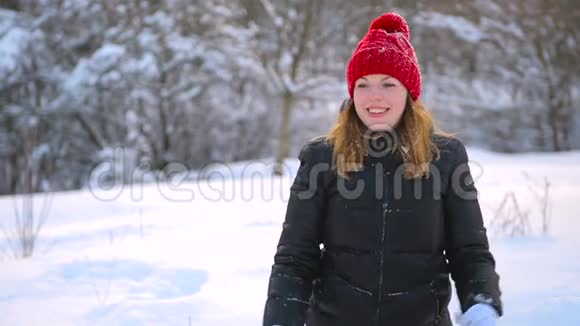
[367,107,390,115]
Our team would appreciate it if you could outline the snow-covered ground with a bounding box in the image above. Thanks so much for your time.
[1,147,580,325]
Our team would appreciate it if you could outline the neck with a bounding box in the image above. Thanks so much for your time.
[361,128,400,158]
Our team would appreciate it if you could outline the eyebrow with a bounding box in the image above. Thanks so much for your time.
[359,76,392,81]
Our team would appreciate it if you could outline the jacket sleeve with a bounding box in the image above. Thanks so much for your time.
[263,142,328,326]
[443,139,503,317]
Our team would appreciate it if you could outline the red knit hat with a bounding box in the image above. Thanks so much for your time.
[346,12,421,101]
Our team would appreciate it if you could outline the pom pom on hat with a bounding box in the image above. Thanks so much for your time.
[368,12,410,41]
[346,12,421,101]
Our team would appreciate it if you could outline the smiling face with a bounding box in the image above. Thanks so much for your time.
[353,74,408,131]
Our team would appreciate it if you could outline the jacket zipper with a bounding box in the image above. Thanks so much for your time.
[375,170,391,325]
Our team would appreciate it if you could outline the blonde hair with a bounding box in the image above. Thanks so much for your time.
[326,95,452,180]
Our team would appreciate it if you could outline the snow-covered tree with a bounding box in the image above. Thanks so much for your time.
[0,0,577,196]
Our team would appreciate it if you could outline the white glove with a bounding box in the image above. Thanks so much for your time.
[456,303,499,326]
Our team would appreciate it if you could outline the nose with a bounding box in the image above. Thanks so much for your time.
[370,85,384,100]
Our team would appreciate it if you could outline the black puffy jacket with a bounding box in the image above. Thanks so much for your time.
[263,135,502,326]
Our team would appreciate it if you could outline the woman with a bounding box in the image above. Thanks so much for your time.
[263,12,502,326]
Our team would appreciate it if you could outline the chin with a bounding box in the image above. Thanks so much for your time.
[367,124,394,131]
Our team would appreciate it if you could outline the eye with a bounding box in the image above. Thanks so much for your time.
[356,84,368,88]
[383,83,395,88]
